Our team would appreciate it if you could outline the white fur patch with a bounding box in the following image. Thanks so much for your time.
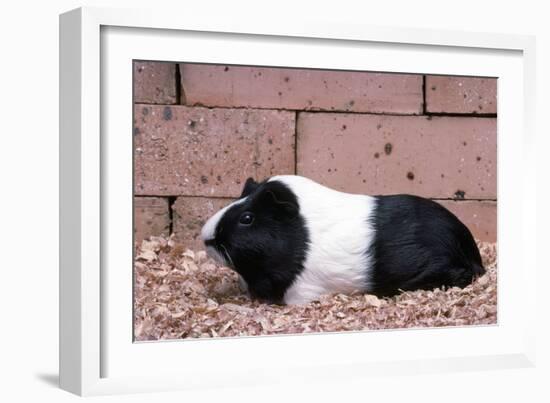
[201,197,248,267]
[270,176,376,305]
[200,197,247,242]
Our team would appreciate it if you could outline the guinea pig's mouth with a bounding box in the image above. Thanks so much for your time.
[204,239,216,248]
[204,239,235,269]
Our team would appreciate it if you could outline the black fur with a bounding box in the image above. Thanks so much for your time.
[212,178,309,303]
[368,194,485,297]
[240,177,260,198]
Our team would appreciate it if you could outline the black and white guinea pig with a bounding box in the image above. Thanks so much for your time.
[201,175,485,305]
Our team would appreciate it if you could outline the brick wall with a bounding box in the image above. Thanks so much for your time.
[133,61,497,248]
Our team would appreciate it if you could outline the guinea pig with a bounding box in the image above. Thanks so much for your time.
[201,175,485,305]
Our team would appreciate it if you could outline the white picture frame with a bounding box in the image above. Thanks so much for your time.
[59,6,538,396]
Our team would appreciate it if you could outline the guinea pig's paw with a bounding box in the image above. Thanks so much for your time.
[238,276,249,293]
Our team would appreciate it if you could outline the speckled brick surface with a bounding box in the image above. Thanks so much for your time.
[297,113,496,199]
[425,76,497,114]
[172,196,233,250]
[133,62,177,104]
[132,62,497,245]
[134,197,170,243]
[134,105,295,197]
[436,200,496,242]
[179,64,423,114]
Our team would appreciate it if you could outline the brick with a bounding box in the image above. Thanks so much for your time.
[436,200,496,242]
[426,76,497,114]
[179,64,423,114]
[172,196,233,250]
[297,113,496,199]
[133,62,177,104]
[134,105,295,197]
[134,197,170,244]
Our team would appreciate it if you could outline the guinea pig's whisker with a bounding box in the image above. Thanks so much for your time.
[219,244,235,268]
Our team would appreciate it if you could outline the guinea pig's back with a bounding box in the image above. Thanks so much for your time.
[271,175,377,304]
[269,176,484,303]
[367,194,485,297]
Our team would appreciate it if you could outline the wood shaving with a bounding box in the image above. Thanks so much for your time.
[134,235,497,341]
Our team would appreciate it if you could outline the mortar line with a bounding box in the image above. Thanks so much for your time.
[431,197,497,202]
[167,196,177,235]
[294,111,299,174]
[134,194,497,202]
[133,102,497,118]
[422,75,427,114]
[175,64,182,105]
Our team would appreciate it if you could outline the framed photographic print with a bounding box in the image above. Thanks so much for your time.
[132,62,499,339]
[59,6,537,396]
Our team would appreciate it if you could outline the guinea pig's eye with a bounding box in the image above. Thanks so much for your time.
[239,212,255,226]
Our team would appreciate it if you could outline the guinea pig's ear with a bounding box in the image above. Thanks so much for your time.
[240,177,259,198]
[257,183,299,220]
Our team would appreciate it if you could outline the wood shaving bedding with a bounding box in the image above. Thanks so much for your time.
[134,236,497,341]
